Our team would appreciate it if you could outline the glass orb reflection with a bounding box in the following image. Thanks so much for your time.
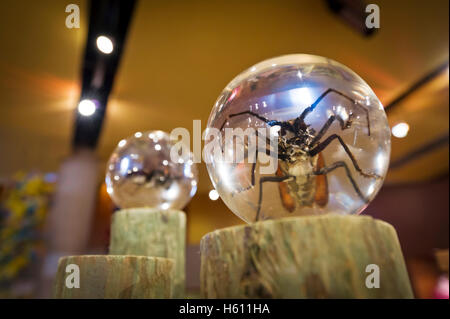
[106,130,198,210]
[205,54,391,223]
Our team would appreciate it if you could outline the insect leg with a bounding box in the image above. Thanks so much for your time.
[314,161,369,203]
[249,129,275,186]
[310,113,354,147]
[219,111,281,131]
[256,175,294,221]
[299,88,371,136]
[232,133,276,195]
[309,134,381,179]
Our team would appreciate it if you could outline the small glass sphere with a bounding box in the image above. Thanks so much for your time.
[106,130,198,210]
[205,54,391,223]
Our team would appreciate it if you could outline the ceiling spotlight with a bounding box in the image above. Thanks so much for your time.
[209,189,219,201]
[392,122,409,138]
[96,35,114,54]
[78,99,96,116]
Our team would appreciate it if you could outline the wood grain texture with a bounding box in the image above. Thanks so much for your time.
[109,208,186,297]
[53,255,173,299]
[200,214,414,299]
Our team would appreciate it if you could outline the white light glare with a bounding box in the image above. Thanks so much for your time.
[334,105,349,122]
[289,87,313,106]
[118,139,127,148]
[392,122,409,138]
[165,184,180,201]
[96,36,114,54]
[119,157,130,175]
[209,189,219,201]
[78,99,96,116]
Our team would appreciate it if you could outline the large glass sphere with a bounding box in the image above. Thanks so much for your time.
[205,54,390,223]
[106,130,198,210]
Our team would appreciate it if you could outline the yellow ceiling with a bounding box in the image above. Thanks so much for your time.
[0,0,448,193]
[0,0,87,174]
[387,69,449,183]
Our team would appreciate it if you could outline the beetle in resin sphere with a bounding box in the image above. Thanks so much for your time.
[205,54,391,223]
[106,130,198,210]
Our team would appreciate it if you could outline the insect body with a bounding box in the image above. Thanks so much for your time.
[275,124,328,211]
[126,169,181,190]
[220,88,381,221]
[277,152,328,212]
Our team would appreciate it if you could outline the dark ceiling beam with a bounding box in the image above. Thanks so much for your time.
[72,0,137,149]
[390,133,449,169]
[325,0,377,37]
[385,61,449,169]
[385,60,449,113]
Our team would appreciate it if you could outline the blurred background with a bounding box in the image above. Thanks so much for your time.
[0,0,448,298]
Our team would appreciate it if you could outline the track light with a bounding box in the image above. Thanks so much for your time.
[96,35,114,54]
[392,122,409,138]
[78,99,96,116]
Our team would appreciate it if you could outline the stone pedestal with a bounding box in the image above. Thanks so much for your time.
[201,214,414,298]
[109,208,186,298]
[53,255,173,299]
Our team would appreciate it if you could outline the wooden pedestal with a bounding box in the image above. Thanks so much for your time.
[53,255,173,298]
[200,214,414,299]
[109,208,186,298]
